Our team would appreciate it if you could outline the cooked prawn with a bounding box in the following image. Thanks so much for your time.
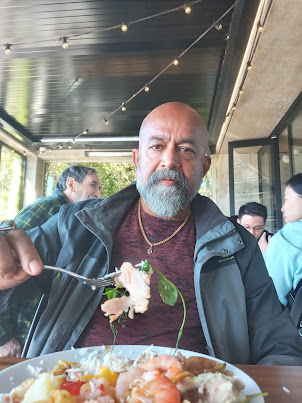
[115,367,145,401]
[141,355,183,379]
[129,370,181,403]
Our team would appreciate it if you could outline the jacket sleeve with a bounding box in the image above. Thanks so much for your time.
[0,213,62,346]
[264,230,298,305]
[241,237,302,365]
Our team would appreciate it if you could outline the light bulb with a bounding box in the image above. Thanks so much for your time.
[215,23,222,31]
[122,103,126,111]
[62,37,69,49]
[247,62,252,70]
[144,85,150,92]
[104,118,109,125]
[121,23,128,32]
[173,59,179,66]
[184,5,191,14]
[239,87,243,95]
[4,44,11,55]
[49,148,52,152]
[83,129,88,135]
[68,145,72,149]
[59,144,63,149]
[258,25,264,32]
[231,104,236,111]
[72,138,76,144]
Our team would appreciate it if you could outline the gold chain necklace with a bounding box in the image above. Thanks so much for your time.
[138,199,190,255]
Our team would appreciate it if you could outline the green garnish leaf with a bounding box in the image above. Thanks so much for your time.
[158,276,178,306]
[136,259,152,273]
[104,287,118,299]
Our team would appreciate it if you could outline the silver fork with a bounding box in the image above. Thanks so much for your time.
[17,263,122,288]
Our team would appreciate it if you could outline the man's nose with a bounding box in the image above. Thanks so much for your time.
[160,147,179,169]
[95,188,101,198]
[250,229,257,238]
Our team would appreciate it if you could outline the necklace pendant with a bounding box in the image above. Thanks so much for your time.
[147,246,153,255]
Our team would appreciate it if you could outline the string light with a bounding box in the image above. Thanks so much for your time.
[3,1,203,53]
[247,62,252,70]
[62,37,69,49]
[122,103,126,111]
[121,23,128,32]
[215,23,222,30]
[4,44,11,54]
[239,87,243,95]
[39,0,237,152]
[184,5,192,14]
[72,138,76,144]
[258,24,264,32]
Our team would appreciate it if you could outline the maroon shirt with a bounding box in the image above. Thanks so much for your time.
[76,201,208,354]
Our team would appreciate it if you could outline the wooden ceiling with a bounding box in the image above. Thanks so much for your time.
[0,0,246,155]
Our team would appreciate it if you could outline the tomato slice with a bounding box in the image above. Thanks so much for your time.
[60,380,86,395]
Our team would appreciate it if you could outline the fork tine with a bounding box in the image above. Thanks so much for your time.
[94,278,117,288]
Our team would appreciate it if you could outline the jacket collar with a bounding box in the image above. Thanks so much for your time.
[76,183,242,256]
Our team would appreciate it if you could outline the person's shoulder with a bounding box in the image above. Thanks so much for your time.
[59,198,102,215]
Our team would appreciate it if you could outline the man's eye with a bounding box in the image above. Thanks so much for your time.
[180,146,195,154]
[151,144,162,150]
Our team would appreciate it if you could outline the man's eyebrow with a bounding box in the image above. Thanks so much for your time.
[147,135,197,146]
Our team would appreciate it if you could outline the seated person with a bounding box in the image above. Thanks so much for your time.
[261,174,302,307]
[237,202,273,242]
[0,102,301,366]
[14,164,101,230]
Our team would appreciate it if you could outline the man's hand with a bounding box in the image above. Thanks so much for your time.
[0,337,22,357]
[0,228,43,290]
[258,231,271,254]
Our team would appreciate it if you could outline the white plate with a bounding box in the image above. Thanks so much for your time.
[0,345,264,401]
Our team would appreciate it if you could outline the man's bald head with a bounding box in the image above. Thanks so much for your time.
[139,102,208,151]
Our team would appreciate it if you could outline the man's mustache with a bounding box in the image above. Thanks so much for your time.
[148,169,186,187]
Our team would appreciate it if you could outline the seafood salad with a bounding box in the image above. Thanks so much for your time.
[0,347,250,403]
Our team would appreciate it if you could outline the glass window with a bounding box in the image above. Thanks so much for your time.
[44,162,136,199]
[232,144,278,232]
[291,109,302,174]
[0,144,24,220]
[279,127,291,199]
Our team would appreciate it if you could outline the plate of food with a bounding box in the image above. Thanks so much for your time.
[0,345,265,402]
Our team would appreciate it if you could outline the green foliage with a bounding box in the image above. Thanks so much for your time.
[44,162,136,198]
[0,146,23,220]
[199,165,212,198]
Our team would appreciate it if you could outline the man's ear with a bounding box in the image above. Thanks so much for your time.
[237,218,240,224]
[132,148,139,170]
[65,177,76,192]
[202,156,211,176]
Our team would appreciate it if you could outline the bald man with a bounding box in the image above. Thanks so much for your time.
[0,103,301,365]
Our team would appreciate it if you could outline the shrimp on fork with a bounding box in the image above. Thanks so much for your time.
[140,354,183,379]
[129,370,181,403]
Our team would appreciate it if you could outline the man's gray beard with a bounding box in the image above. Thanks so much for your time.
[136,168,200,218]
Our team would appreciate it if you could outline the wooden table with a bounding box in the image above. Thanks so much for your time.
[0,358,301,402]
